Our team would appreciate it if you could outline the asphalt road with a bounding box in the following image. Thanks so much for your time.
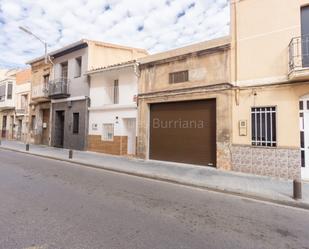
[0,149,309,249]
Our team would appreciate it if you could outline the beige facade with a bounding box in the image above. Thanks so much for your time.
[28,59,52,145]
[137,37,232,170]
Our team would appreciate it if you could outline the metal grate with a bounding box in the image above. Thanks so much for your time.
[169,70,189,84]
[251,107,276,147]
[289,35,309,72]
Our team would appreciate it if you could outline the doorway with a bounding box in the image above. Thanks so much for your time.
[17,119,22,140]
[42,109,50,145]
[300,97,309,180]
[1,115,7,138]
[54,110,65,148]
[124,118,136,155]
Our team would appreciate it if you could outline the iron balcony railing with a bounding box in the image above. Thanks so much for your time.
[289,35,309,72]
[32,83,49,99]
[48,78,70,98]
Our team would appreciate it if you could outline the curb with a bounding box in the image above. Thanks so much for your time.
[1,146,309,211]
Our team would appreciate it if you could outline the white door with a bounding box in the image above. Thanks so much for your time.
[124,118,136,155]
[300,98,309,180]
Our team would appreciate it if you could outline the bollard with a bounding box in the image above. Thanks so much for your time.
[26,143,30,151]
[293,179,302,200]
[69,149,73,159]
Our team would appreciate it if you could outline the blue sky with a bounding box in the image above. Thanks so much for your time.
[0,0,230,68]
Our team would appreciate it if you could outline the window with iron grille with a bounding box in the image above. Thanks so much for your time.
[169,70,189,84]
[102,123,114,141]
[251,107,276,147]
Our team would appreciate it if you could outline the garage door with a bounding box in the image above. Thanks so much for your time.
[149,99,216,166]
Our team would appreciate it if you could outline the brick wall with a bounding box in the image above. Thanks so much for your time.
[16,69,31,85]
[88,135,128,156]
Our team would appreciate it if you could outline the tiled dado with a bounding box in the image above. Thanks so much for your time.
[231,145,301,180]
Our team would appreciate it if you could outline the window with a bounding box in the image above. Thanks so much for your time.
[0,84,5,101]
[72,113,79,134]
[61,62,68,80]
[113,80,119,104]
[169,70,189,84]
[21,94,28,109]
[75,57,82,78]
[102,123,114,141]
[251,107,276,147]
[7,83,13,99]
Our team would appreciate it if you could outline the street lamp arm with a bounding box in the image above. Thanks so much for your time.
[19,26,46,45]
[19,26,49,64]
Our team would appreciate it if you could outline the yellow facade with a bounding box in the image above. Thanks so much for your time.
[230,0,309,180]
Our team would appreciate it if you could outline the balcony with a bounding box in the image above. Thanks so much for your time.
[289,35,309,80]
[31,83,49,102]
[0,96,14,110]
[48,78,70,99]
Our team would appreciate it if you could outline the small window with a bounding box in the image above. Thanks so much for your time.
[113,80,119,104]
[7,83,13,99]
[169,70,189,84]
[72,113,79,134]
[251,107,276,147]
[102,123,114,141]
[75,57,82,78]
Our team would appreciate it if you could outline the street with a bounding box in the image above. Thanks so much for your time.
[0,149,308,249]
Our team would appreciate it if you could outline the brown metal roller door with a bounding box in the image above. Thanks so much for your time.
[149,99,216,167]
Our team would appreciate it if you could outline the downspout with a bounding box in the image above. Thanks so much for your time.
[233,0,240,105]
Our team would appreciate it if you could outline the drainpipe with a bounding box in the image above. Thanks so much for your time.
[232,0,240,106]
[133,62,140,78]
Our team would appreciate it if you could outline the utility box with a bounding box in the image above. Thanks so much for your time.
[239,120,247,136]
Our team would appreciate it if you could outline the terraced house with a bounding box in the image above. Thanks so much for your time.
[136,37,232,170]
[87,60,142,156]
[230,0,309,180]
[27,58,52,146]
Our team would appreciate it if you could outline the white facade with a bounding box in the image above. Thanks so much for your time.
[88,63,138,155]
[0,78,15,110]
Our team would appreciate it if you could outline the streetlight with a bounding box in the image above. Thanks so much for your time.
[19,26,48,64]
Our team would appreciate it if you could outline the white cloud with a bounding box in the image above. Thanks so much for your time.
[0,0,230,67]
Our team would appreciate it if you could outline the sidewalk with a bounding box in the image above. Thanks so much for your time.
[1,140,309,209]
